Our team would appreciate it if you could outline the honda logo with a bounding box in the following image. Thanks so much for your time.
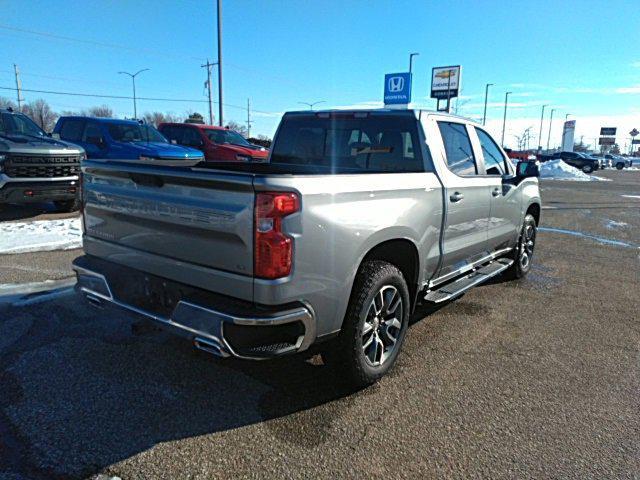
[388,76,405,93]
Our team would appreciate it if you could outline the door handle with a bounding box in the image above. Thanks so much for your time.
[449,192,464,202]
[492,188,501,197]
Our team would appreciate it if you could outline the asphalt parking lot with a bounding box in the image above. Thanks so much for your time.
[0,169,638,479]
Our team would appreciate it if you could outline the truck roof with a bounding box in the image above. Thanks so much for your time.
[57,116,144,125]
[158,122,229,131]
[284,108,480,125]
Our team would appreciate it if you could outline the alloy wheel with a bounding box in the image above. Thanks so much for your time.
[362,285,404,366]
[519,221,536,270]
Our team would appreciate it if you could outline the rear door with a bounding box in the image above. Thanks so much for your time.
[433,120,492,279]
[473,127,521,252]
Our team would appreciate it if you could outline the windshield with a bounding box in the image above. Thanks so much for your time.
[0,112,47,137]
[205,129,250,146]
[269,113,427,173]
[107,123,167,143]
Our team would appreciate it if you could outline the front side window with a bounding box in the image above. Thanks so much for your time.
[437,121,477,176]
[82,122,102,142]
[475,128,507,175]
[270,114,427,173]
[108,123,167,143]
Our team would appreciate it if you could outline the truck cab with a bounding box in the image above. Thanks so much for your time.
[158,123,269,162]
[53,117,204,162]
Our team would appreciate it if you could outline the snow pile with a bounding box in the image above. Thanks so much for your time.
[539,160,606,181]
[0,218,82,254]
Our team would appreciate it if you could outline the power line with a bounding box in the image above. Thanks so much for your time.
[0,85,276,115]
[0,24,207,63]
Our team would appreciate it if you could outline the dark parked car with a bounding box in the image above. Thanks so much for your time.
[556,151,600,173]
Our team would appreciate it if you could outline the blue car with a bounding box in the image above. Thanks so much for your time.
[53,117,204,162]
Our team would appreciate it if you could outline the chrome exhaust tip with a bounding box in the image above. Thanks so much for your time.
[193,337,225,357]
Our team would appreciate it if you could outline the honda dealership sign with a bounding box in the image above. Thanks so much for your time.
[430,66,462,99]
[384,72,412,106]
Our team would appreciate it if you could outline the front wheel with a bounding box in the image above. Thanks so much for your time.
[616,162,624,170]
[322,260,410,388]
[505,213,537,280]
[582,165,593,174]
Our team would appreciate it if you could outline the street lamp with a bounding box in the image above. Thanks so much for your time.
[501,91,512,147]
[482,83,493,126]
[409,52,419,74]
[546,108,556,151]
[565,113,571,121]
[118,68,149,119]
[538,105,548,152]
[298,101,325,110]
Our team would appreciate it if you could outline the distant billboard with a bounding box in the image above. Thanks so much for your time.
[430,66,462,99]
[599,137,615,145]
[600,127,616,136]
[561,120,576,152]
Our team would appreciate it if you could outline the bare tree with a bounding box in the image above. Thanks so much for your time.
[22,99,58,132]
[0,97,17,110]
[86,105,113,118]
[142,111,183,127]
[225,120,248,137]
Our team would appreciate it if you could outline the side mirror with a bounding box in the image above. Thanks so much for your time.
[516,160,540,179]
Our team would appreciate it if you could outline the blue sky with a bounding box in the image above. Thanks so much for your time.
[1,0,639,148]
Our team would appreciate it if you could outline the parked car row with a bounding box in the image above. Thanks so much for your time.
[0,109,269,211]
[538,150,634,172]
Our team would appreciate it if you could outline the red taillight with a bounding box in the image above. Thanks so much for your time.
[254,192,299,279]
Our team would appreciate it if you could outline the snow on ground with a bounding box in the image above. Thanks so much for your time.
[0,217,82,255]
[605,219,628,230]
[622,194,640,199]
[539,160,608,182]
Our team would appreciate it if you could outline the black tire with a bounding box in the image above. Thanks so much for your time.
[322,260,410,388]
[505,213,537,280]
[53,198,80,213]
[616,162,624,170]
[581,165,593,174]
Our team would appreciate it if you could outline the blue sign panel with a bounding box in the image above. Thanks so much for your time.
[384,72,412,105]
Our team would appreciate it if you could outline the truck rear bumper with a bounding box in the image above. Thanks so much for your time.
[72,255,316,360]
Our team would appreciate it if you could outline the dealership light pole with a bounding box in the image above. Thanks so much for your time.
[546,108,556,151]
[565,113,571,121]
[538,104,548,152]
[298,101,325,110]
[216,0,224,126]
[482,83,493,126]
[501,91,512,147]
[409,52,419,74]
[118,68,149,119]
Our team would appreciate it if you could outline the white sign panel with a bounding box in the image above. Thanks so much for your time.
[431,65,462,99]
[561,120,576,152]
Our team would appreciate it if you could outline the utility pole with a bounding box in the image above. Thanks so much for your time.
[546,108,556,151]
[482,83,493,126]
[501,91,512,147]
[409,52,419,102]
[217,0,224,126]
[538,104,548,152]
[201,59,216,125]
[118,69,149,119]
[246,98,251,138]
[13,64,24,110]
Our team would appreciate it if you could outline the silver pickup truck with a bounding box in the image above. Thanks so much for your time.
[73,109,541,386]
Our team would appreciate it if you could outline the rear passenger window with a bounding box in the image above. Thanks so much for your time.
[437,122,477,176]
[59,119,85,142]
[475,128,507,175]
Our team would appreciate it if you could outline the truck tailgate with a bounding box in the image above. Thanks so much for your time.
[81,160,255,299]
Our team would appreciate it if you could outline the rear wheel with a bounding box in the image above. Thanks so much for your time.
[322,260,410,387]
[53,199,80,213]
[505,214,537,280]
[616,162,624,170]
[582,164,593,174]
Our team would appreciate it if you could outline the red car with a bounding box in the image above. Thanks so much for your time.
[158,123,269,162]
